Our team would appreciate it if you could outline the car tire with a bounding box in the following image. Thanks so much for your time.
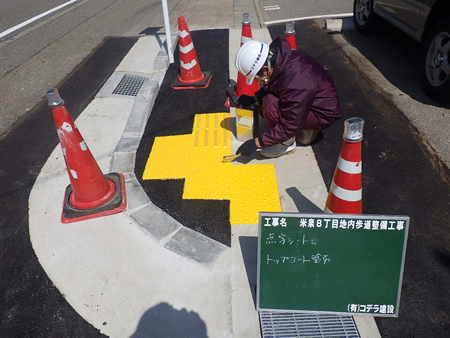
[353,0,379,34]
[422,17,450,102]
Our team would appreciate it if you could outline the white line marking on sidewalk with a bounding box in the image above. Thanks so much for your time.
[0,0,78,39]
[265,13,353,25]
[264,5,281,11]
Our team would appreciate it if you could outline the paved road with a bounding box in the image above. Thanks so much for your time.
[259,0,354,23]
[0,0,68,32]
[0,0,187,138]
[340,20,450,172]
[0,36,140,337]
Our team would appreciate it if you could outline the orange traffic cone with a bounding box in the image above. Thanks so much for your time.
[285,21,297,50]
[324,117,365,214]
[172,16,212,89]
[225,13,260,107]
[46,88,126,223]
[240,13,252,45]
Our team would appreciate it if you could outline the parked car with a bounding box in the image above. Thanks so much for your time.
[353,0,450,102]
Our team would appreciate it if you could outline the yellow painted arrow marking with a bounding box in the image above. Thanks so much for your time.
[142,112,281,225]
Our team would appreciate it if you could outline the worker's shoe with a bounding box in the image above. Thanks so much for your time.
[297,129,319,145]
[261,137,296,158]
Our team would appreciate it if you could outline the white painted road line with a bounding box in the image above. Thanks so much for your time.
[265,13,353,25]
[0,0,78,39]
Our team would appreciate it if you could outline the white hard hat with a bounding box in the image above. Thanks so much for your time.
[235,40,270,85]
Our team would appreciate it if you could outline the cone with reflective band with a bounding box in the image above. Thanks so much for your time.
[47,88,126,223]
[172,16,212,89]
[225,13,259,106]
[235,13,260,97]
[285,21,297,50]
[325,117,365,214]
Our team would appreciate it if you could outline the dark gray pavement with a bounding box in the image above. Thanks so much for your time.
[135,29,232,246]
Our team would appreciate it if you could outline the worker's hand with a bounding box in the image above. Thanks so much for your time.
[237,139,258,156]
[237,94,256,107]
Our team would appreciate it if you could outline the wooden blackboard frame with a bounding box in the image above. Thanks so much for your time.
[257,212,409,317]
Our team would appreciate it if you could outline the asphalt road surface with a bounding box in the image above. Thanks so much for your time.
[259,0,353,23]
[0,0,185,139]
[0,36,138,337]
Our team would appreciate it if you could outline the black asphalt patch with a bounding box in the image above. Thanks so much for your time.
[135,29,231,246]
[268,21,450,337]
[0,37,137,337]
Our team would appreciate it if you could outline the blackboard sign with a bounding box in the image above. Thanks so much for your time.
[257,213,409,317]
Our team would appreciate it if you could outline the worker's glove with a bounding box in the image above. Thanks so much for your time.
[237,94,256,107]
[237,139,258,157]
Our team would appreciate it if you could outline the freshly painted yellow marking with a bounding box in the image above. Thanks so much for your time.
[142,112,281,225]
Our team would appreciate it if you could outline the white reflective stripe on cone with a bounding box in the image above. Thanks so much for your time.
[337,156,362,174]
[179,29,189,38]
[241,36,252,44]
[180,41,194,54]
[181,59,197,70]
[330,182,362,202]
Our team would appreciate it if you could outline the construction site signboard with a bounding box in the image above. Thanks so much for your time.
[257,212,409,317]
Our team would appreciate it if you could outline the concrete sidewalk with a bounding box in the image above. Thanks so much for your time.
[28,4,381,338]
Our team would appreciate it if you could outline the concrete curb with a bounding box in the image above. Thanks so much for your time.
[29,33,234,337]
[102,37,228,267]
[324,17,355,32]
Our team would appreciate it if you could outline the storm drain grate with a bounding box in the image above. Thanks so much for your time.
[113,74,148,96]
[259,311,360,338]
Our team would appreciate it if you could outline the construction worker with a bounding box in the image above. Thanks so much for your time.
[234,37,342,158]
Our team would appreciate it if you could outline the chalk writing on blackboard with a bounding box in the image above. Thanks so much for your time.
[264,232,330,265]
[266,253,331,265]
[265,233,317,245]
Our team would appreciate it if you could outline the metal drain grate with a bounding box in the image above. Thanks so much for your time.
[259,311,360,338]
[113,74,148,96]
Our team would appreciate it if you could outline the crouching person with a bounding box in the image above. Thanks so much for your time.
[234,36,342,158]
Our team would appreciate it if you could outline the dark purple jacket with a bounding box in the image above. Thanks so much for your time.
[255,36,341,146]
